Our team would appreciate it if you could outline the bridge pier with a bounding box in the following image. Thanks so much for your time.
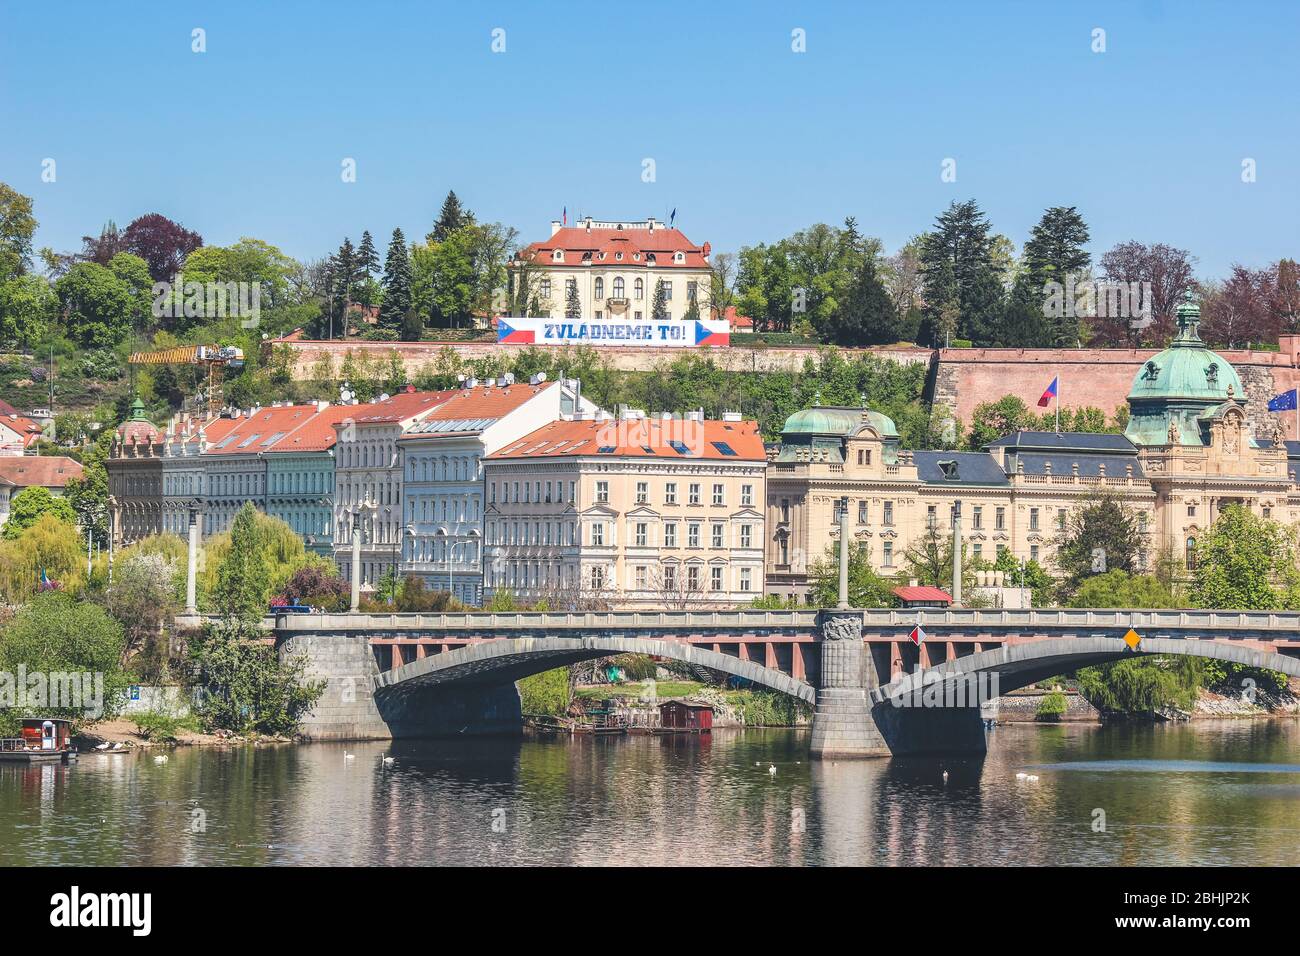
[809,611,889,758]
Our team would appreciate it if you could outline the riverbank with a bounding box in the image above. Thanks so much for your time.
[996,683,1300,723]
[76,719,296,750]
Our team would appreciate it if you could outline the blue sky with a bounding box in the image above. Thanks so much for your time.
[2,0,1297,276]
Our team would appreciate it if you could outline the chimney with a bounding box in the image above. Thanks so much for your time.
[647,217,656,233]
[550,220,562,236]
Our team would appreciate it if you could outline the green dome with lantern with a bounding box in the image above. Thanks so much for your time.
[778,397,900,464]
[1123,293,1248,447]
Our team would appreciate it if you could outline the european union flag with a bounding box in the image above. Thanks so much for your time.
[1268,388,1298,412]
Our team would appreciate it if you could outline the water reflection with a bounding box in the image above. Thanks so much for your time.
[1,721,1297,866]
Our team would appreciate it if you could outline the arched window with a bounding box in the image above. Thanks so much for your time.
[613,277,624,298]
[594,277,604,298]
[634,277,644,299]
[1185,536,1197,570]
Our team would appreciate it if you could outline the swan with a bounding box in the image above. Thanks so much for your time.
[382,756,394,767]
[94,742,110,751]
[1026,774,1039,782]
[344,752,355,761]
[1015,772,1027,780]
[942,770,949,783]
[768,764,777,777]
[153,755,168,764]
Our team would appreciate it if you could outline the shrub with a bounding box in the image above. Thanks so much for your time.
[1036,690,1068,721]
[130,710,199,741]
[518,667,571,716]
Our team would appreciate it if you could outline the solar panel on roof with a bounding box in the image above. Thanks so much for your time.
[261,432,286,447]
[236,433,262,448]
[641,446,656,454]
[712,441,737,456]
[668,440,691,455]
[597,445,616,453]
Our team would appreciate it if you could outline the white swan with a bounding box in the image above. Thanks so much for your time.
[1015,772,1027,780]
[153,754,168,764]
[381,756,394,767]
[768,764,777,777]
[94,742,110,751]
[344,752,355,761]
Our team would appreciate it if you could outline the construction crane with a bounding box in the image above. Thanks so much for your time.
[128,345,245,419]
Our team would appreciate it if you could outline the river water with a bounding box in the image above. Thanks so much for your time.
[2,720,1298,866]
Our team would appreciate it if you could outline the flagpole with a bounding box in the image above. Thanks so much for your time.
[1055,371,1060,433]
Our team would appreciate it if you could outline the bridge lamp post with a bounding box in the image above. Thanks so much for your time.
[837,495,850,609]
[951,501,962,608]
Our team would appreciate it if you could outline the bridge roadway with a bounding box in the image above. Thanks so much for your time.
[274,608,1300,757]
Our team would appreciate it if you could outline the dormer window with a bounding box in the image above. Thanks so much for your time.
[674,251,685,264]
[552,250,564,262]
[615,252,623,261]
[634,253,642,261]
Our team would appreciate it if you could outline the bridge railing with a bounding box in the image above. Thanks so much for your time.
[272,607,1300,636]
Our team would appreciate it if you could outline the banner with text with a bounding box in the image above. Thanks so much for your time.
[498,318,729,348]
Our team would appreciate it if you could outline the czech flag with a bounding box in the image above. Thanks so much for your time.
[562,205,567,226]
[1037,376,1059,408]
[693,321,729,348]
[497,319,535,344]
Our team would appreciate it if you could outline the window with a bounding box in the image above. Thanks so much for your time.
[687,565,700,591]
[635,565,647,590]
[712,523,724,548]
[740,568,752,592]
[1030,544,1040,562]
[740,525,752,548]
[636,481,648,504]
[779,536,789,565]
[712,483,724,506]
[1029,508,1039,531]
[711,566,723,592]
[883,541,893,567]
[687,280,698,301]
[883,501,893,525]
[857,448,871,466]
[591,566,605,590]
[741,484,754,507]
[594,277,604,298]
[1187,504,1196,518]
[661,280,673,300]
[1057,508,1067,531]
[540,279,551,298]
[613,277,624,298]
[689,483,701,505]
[545,481,552,503]
[596,480,609,503]
[1263,506,1272,519]
[664,523,677,548]
[664,565,677,590]
[592,523,605,546]
[995,507,1006,531]
[665,482,678,504]
[634,278,643,299]
[780,499,790,522]
[972,543,982,561]
[858,501,867,524]
[1186,536,1197,570]
[972,506,982,530]
[688,523,701,548]
[927,505,937,530]
[636,522,648,547]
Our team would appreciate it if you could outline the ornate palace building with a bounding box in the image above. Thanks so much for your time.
[766,299,1299,602]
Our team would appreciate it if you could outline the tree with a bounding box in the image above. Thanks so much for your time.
[102,551,179,675]
[651,279,669,321]
[213,503,271,622]
[901,524,981,597]
[121,213,203,281]
[823,251,899,346]
[79,220,125,266]
[1189,504,1300,610]
[0,181,38,281]
[0,591,129,729]
[378,228,412,338]
[807,541,895,608]
[918,200,1007,346]
[0,513,85,604]
[966,394,1036,449]
[55,261,134,347]
[709,251,736,321]
[565,279,582,319]
[1200,266,1274,348]
[1096,241,1196,346]
[1054,493,1144,593]
[0,273,56,345]
[280,565,349,610]
[62,428,113,546]
[1069,569,1174,608]
[1013,206,1092,347]
[431,190,473,242]
[2,487,77,540]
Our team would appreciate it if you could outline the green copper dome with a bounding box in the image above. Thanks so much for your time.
[781,406,899,439]
[1124,297,1246,447]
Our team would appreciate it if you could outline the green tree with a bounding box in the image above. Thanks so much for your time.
[824,251,899,346]
[55,261,134,348]
[2,486,77,540]
[61,427,113,546]
[431,190,473,242]
[1069,569,1175,608]
[0,591,129,731]
[1054,493,1144,593]
[101,551,179,676]
[564,279,582,319]
[0,273,56,345]
[966,394,1037,448]
[1022,206,1091,347]
[990,548,1057,606]
[808,541,895,608]
[0,513,85,602]
[1189,504,1300,609]
[651,279,669,321]
[379,228,413,338]
[0,181,37,281]
[918,199,1007,346]
[213,503,271,621]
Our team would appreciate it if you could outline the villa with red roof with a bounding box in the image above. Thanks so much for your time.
[508,217,713,323]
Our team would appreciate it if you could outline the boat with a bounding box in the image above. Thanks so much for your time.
[0,718,79,763]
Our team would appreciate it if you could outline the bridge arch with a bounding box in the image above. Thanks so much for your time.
[872,637,1300,704]
[373,636,817,705]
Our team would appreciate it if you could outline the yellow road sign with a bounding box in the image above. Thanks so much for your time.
[1123,628,1142,650]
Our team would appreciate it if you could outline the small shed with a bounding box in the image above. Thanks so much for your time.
[892,585,953,609]
[21,718,74,750]
[658,699,713,734]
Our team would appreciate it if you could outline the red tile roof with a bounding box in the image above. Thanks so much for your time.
[0,456,83,488]
[488,417,765,461]
[0,411,47,448]
[892,586,953,605]
[398,382,554,439]
[269,404,356,453]
[519,223,710,270]
[343,389,461,425]
[202,405,323,456]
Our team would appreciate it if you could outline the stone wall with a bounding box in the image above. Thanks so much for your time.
[934,341,1300,440]
[268,338,933,379]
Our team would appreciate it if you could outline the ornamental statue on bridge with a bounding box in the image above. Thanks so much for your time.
[765,293,1296,604]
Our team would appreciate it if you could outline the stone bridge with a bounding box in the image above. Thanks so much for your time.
[275,608,1300,758]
